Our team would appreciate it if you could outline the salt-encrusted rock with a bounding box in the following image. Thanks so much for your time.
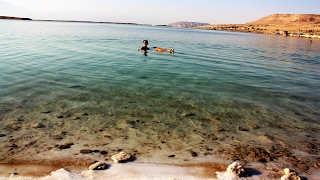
[281,168,301,180]
[111,152,132,163]
[226,162,245,176]
[88,161,108,170]
[216,162,245,179]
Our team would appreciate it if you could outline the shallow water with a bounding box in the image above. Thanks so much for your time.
[0,20,319,174]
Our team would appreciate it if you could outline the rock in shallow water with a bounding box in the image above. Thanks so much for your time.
[190,151,198,157]
[111,152,132,163]
[238,127,249,131]
[58,143,73,149]
[88,161,108,170]
[31,123,44,128]
[215,127,225,131]
[181,112,196,117]
[80,149,92,154]
[41,110,51,114]
[100,150,108,155]
[248,124,259,129]
[208,134,217,140]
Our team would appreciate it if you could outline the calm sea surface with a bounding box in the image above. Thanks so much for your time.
[0,20,319,167]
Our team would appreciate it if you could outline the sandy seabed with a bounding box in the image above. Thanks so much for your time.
[1,97,319,180]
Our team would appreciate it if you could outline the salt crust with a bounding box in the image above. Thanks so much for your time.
[0,164,214,180]
[0,162,313,180]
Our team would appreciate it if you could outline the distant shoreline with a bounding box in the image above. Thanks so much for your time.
[193,24,320,39]
[0,16,162,26]
[1,15,319,39]
[0,16,32,21]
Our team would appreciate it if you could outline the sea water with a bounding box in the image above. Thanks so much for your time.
[0,20,319,172]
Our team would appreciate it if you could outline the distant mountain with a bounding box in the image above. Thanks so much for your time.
[168,21,209,28]
[0,1,161,24]
[247,14,320,25]
[0,1,31,17]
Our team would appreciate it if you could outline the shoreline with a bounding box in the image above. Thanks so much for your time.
[0,162,226,180]
[1,151,320,180]
[193,24,320,39]
[1,160,320,180]
[0,16,146,26]
[1,16,319,38]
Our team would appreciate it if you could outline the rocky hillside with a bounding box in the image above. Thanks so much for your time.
[168,21,209,28]
[247,14,320,25]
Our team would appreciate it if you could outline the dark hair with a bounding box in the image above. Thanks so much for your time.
[143,40,148,44]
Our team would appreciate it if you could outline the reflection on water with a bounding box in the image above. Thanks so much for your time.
[0,20,319,173]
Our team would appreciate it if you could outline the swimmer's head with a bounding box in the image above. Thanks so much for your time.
[143,40,148,46]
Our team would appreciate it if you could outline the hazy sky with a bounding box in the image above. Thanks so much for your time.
[1,0,319,24]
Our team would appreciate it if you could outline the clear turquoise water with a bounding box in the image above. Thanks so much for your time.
[0,20,319,166]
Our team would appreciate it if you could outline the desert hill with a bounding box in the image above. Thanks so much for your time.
[247,14,320,25]
[195,14,319,37]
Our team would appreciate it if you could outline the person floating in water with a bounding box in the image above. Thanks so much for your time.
[137,40,174,54]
